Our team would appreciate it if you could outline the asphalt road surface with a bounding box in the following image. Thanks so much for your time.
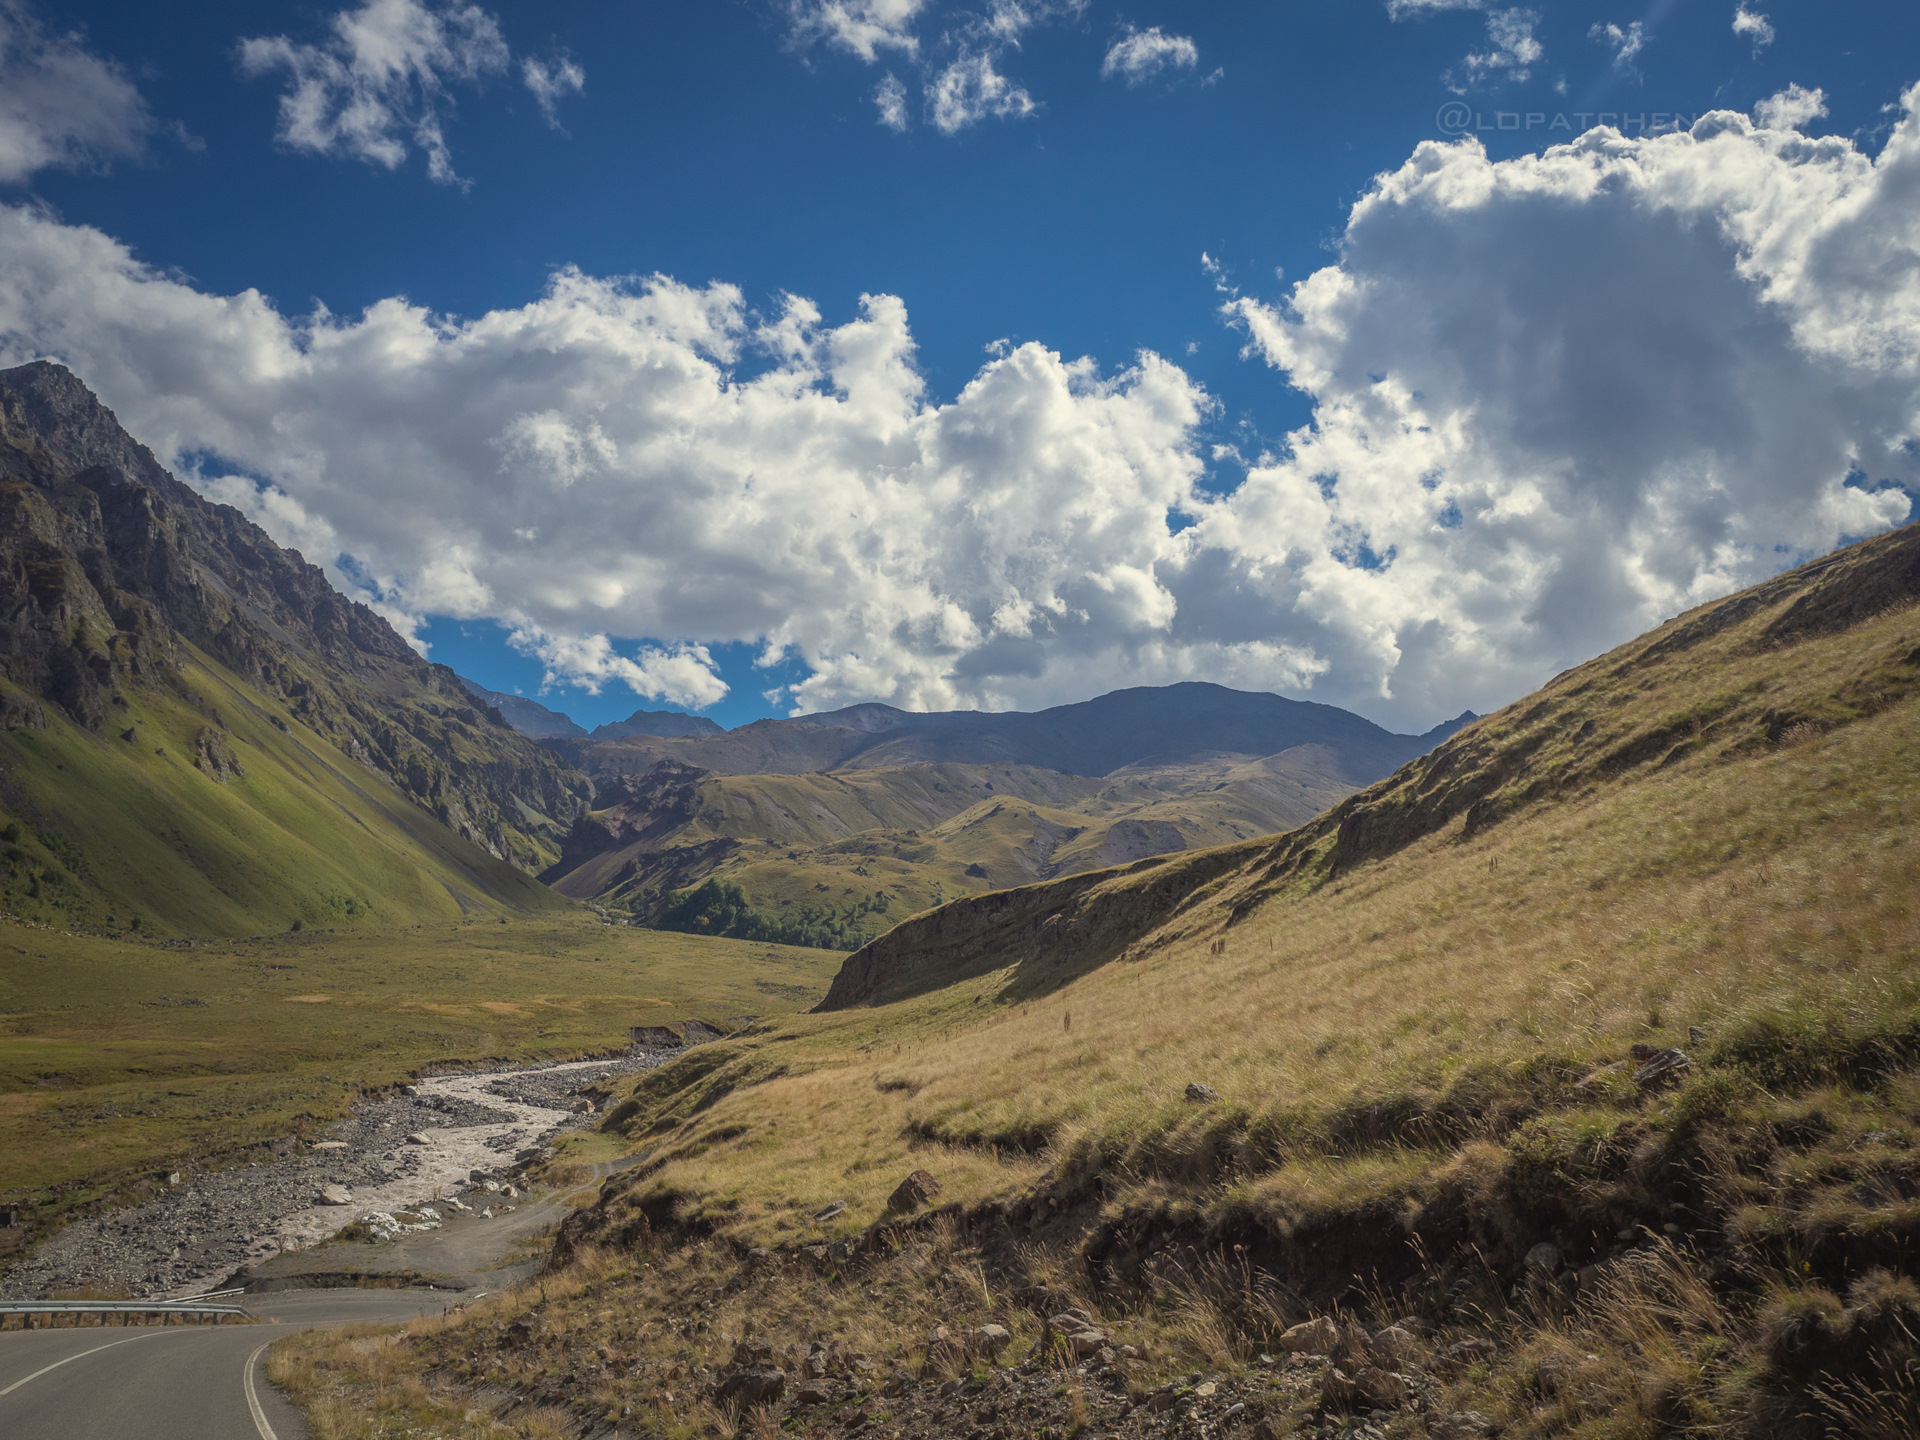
[0,1289,450,1440]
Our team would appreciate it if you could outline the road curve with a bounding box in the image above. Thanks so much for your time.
[0,1289,449,1439]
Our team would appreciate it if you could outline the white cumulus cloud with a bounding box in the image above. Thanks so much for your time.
[1754,83,1827,132]
[874,72,910,130]
[4,89,1920,726]
[785,0,927,62]
[1101,26,1199,85]
[927,49,1035,133]
[0,0,154,185]
[1733,7,1775,54]
[238,0,570,186]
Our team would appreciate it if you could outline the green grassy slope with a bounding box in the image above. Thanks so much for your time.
[0,642,567,938]
[0,915,845,1260]
[546,748,1364,949]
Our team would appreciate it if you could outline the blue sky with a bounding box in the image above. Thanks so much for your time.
[5,0,1920,731]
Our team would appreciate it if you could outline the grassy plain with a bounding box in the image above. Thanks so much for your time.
[0,914,845,1248]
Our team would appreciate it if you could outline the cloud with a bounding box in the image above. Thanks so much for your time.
[927,49,1035,132]
[3,91,1920,725]
[874,72,910,130]
[785,0,927,62]
[1589,20,1647,79]
[1733,6,1775,54]
[521,54,584,128]
[1101,26,1199,85]
[239,0,570,185]
[0,1,154,185]
[1754,83,1827,132]
[1388,1,1542,91]
[1459,8,1542,86]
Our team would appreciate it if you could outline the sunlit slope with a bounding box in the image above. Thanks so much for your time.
[543,748,1361,944]
[0,642,566,938]
[585,519,1920,1258]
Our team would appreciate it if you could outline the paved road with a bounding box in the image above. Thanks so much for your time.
[0,1160,627,1438]
[0,1290,451,1439]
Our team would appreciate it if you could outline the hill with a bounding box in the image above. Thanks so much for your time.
[546,681,1474,779]
[0,363,591,936]
[537,743,1377,947]
[590,708,725,740]
[455,675,586,739]
[303,518,1920,1440]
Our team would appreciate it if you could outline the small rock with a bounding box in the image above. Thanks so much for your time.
[1278,1316,1340,1356]
[889,1169,941,1211]
[1354,1367,1409,1408]
[1194,1381,1217,1398]
[1068,1329,1110,1357]
[1431,1413,1494,1439]
[316,1184,352,1206]
[1689,1024,1707,1044]
[973,1324,1012,1357]
[1632,1048,1692,1088]
[1320,1365,1359,1409]
[1368,1325,1419,1362]
[813,1199,848,1222]
[796,1384,831,1406]
[1525,1241,1562,1274]
[310,1141,348,1152]
[1442,1337,1496,1366]
[714,1366,786,1409]
[1185,1082,1220,1103]
[405,1133,432,1146]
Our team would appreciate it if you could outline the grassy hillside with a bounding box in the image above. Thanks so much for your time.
[0,915,845,1264]
[547,749,1362,949]
[283,522,1920,1440]
[0,642,567,938]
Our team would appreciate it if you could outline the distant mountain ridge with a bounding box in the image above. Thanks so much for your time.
[546,683,1477,782]
[591,709,724,740]
[455,676,587,739]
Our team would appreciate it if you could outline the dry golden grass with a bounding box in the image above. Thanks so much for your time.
[597,590,1920,1243]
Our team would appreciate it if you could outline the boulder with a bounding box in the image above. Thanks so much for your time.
[714,1366,786,1409]
[1319,1366,1359,1409]
[973,1323,1012,1357]
[1442,1337,1497,1366]
[316,1184,352,1206]
[1355,1367,1410,1408]
[1524,1241,1563,1275]
[1278,1316,1340,1356]
[1185,1082,1220,1103]
[405,1133,432,1146]
[888,1169,941,1211]
[1369,1324,1420,1362]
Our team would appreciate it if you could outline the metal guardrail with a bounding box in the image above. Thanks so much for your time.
[0,1300,250,1323]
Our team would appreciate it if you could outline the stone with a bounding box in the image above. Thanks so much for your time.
[316,1184,352,1205]
[1632,1048,1692,1088]
[1431,1413,1493,1439]
[1320,1366,1359,1409]
[1368,1325,1419,1362]
[406,1133,432,1146]
[310,1141,347,1152]
[1278,1316,1340,1356]
[889,1169,941,1211]
[796,1384,831,1406]
[1185,1082,1220,1103]
[813,1199,848,1222]
[1442,1338,1496,1366]
[714,1366,786,1409]
[973,1324,1012,1357]
[1068,1329,1110,1357]
[1046,1308,1095,1333]
[1524,1241,1563,1274]
[1689,1024,1707,1045]
[1194,1382,1217,1398]
[1354,1367,1409,1408]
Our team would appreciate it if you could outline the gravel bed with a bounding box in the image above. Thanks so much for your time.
[1,1047,680,1301]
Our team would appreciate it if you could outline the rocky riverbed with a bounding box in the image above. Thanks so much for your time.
[1,1049,674,1301]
